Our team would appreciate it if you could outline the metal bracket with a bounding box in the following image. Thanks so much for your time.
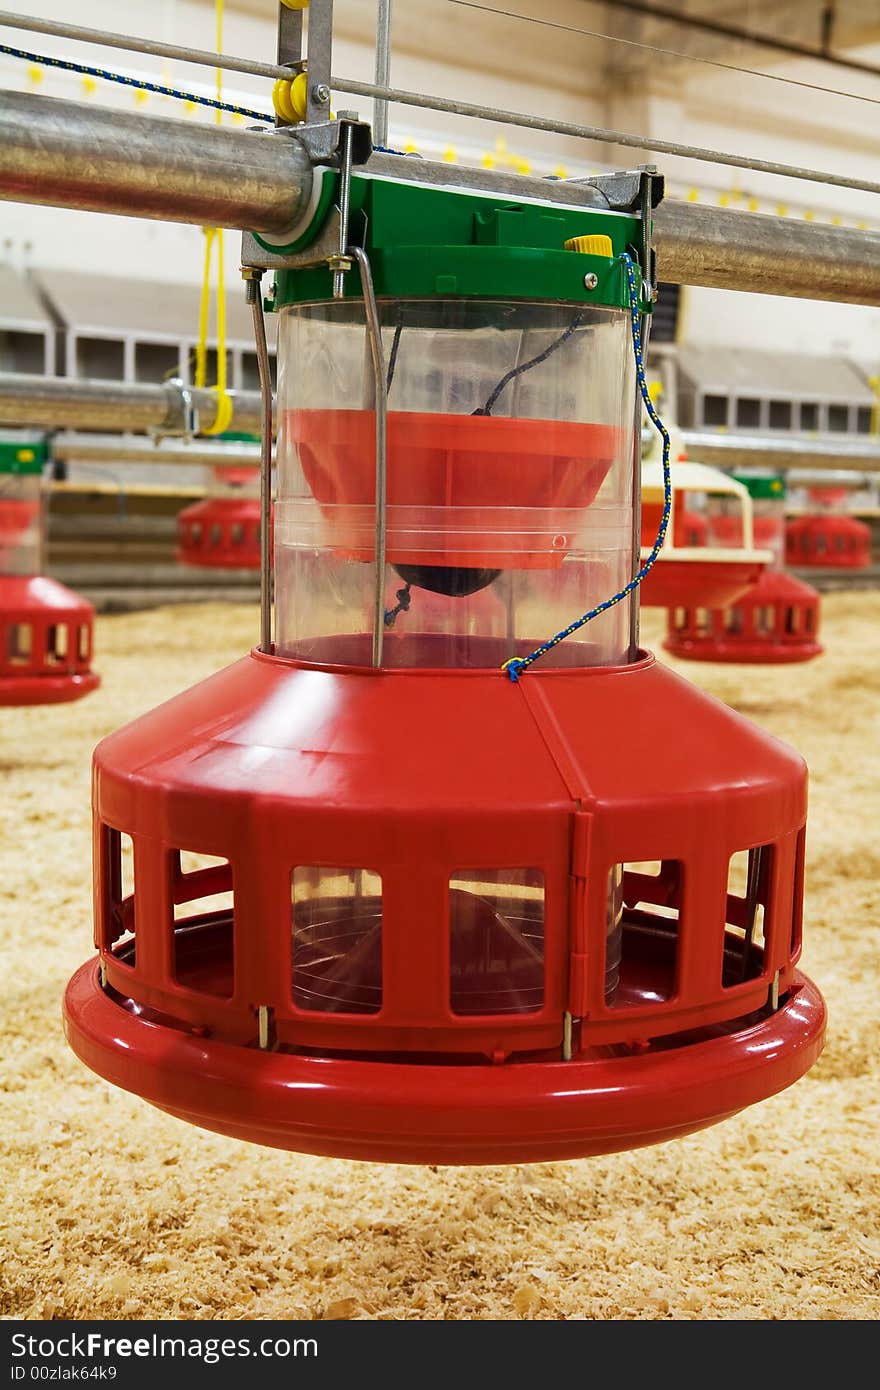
[150,377,199,442]
[240,116,372,274]
[584,166,665,214]
[291,116,372,169]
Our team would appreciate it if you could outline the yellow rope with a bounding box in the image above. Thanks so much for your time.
[196,0,233,436]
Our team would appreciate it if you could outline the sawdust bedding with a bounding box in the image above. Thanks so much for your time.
[1,594,878,1321]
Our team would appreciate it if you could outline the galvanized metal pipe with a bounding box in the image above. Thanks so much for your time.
[0,373,265,434]
[681,430,880,472]
[0,90,310,233]
[52,437,262,467]
[2,92,880,307]
[654,202,880,306]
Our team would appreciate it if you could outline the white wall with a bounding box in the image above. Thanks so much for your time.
[1,0,879,370]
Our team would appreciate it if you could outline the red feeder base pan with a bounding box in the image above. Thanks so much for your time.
[665,571,823,666]
[177,496,261,570]
[0,575,99,706]
[639,553,766,609]
[64,646,824,1163]
[65,959,823,1164]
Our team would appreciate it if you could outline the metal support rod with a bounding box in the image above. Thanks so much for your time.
[8,4,879,101]
[0,90,312,233]
[630,170,656,660]
[246,273,274,655]
[326,77,880,198]
[276,2,303,69]
[349,247,388,670]
[305,0,335,125]
[0,9,291,81]
[373,0,393,149]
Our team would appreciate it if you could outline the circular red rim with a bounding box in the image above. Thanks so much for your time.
[0,670,100,705]
[64,958,825,1164]
[664,637,823,665]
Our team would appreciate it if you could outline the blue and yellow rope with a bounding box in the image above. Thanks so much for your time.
[501,252,671,682]
[0,41,274,122]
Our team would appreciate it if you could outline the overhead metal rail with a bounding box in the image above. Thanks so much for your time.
[1,92,880,307]
[0,373,264,435]
[2,376,878,476]
[51,436,263,468]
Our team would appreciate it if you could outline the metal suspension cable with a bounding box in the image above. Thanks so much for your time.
[585,0,880,81]
[1,10,879,195]
[448,1,880,107]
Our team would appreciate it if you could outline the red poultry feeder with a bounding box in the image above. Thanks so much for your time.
[0,438,100,706]
[667,472,823,664]
[641,497,707,549]
[177,444,262,570]
[637,460,769,608]
[785,485,872,569]
[64,166,824,1163]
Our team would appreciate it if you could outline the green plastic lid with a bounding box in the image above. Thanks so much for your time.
[733,470,787,500]
[273,173,651,312]
[0,438,48,476]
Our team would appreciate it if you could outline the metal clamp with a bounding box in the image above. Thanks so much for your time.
[151,377,199,442]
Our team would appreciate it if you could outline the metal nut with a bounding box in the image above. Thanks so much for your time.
[312,83,331,105]
[583,272,599,290]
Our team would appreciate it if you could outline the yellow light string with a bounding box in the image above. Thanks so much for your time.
[196,0,233,436]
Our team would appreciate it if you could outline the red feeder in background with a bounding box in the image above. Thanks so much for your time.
[177,443,262,570]
[637,458,769,609]
[666,472,823,665]
[64,164,824,1164]
[0,437,99,706]
[785,485,872,569]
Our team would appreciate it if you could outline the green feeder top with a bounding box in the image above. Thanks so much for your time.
[269,170,652,313]
[732,470,787,500]
[0,438,48,476]
[217,431,261,444]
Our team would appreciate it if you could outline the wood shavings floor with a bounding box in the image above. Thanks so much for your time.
[1,594,878,1321]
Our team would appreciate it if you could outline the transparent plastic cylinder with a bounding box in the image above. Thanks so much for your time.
[708,494,785,569]
[0,472,43,577]
[208,463,260,499]
[274,298,637,669]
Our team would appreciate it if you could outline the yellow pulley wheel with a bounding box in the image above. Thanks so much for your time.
[272,78,297,124]
[563,234,614,257]
[289,71,309,122]
[272,71,309,125]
